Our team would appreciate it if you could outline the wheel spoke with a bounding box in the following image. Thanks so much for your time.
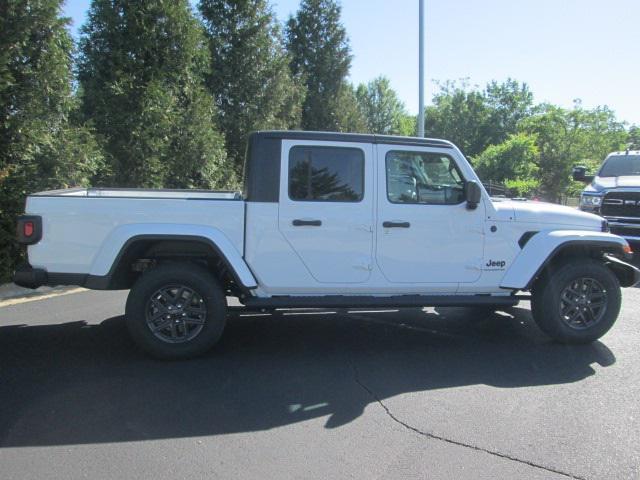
[182,289,194,307]
[149,310,168,323]
[184,317,205,325]
[586,305,599,320]
[582,306,595,324]
[169,321,178,338]
[150,298,169,314]
[151,318,172,332]
[173,287,186,304]
[569,308,584,324]
[566,286,581,297]
[562,305,577,320]
[561,291,576,304]
[185,304,205,314]
[158,291,174,305]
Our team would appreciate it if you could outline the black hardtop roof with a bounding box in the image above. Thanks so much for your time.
[251,130,454,149]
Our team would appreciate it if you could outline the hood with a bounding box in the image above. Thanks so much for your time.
[592,176,640,190]
[493,200,602,230]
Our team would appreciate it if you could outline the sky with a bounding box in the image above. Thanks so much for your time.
[62,0,640,125]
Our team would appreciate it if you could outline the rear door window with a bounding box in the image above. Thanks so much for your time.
[288,146,364,202]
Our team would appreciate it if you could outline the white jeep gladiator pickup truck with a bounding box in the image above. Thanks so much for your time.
[14,131,640,358]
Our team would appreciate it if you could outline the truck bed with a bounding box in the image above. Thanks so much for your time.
[25,187,245,276]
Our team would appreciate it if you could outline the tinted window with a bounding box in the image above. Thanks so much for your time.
[289,146,364,202]
[598,155,640,177]
[386,151,465,205]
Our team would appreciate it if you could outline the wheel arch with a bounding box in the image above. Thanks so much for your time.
[87,225,257,293]
[500,231,631,290]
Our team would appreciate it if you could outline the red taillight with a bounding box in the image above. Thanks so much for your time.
[24,221,34,237]
[17,215,42,245]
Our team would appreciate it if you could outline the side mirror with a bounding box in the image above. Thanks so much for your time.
[572,166,594,183]
[465,180,482,210]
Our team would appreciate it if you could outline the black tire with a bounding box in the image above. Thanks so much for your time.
[531,259,621,344]
[125,263,227,359]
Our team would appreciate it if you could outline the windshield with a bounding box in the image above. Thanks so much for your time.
[598,155,640,177]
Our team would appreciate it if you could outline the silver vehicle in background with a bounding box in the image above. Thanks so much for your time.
[575,149,640,247]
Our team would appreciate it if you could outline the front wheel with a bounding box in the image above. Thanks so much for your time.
[125,263,227,359]
[531,259,621,344]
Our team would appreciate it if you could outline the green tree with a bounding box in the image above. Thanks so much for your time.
[335,83,368,133]
[78,0,230,189]
[519,102,626,201]
[0,0,104,282]
[474,133,539,184]
[356,76,411,135]
[424,79,533,156]
[504,178,541,197]
[485,78,534,144]
[286,0,366,131]
[199,0,305,174]
[627,125,639,150]
[398,114,417,137]
[424,80,492,156]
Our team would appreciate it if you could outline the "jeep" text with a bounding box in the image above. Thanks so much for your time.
[485,260,506,268]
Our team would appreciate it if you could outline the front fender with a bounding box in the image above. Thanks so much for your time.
[500,230,629,290]
[89,223,258,288]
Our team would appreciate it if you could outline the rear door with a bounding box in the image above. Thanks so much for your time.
[278,140,374,283]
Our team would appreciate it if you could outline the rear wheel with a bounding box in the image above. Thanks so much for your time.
[531,259,621,344]
[125,263,226,359]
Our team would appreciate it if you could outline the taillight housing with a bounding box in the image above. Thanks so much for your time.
[16,215,42,245]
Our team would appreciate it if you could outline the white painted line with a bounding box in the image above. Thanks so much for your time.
[347,309,400,314]
[282,311,337,316]
[0,288,87,308]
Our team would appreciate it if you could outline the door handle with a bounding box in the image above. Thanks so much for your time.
[383,221,410,228]
[292,219,322,227]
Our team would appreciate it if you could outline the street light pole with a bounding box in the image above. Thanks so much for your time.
[417,0,425,137]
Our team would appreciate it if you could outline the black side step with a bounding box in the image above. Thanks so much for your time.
[242,295,520,309]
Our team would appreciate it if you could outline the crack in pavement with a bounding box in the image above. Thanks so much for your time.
[350,362,586,480]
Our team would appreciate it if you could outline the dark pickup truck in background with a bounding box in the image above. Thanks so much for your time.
[575,149,640,249]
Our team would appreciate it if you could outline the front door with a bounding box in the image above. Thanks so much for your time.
[375,144,484,284]
[278,140,374,283]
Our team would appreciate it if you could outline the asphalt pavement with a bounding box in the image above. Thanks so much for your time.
[1,287,639,479]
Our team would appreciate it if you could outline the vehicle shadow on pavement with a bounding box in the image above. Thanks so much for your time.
[0,306,615,447]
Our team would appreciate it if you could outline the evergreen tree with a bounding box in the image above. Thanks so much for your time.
[78,0,230,189]
[199,0,305,174]
[0,0,104,282]
[286,0,365,132]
